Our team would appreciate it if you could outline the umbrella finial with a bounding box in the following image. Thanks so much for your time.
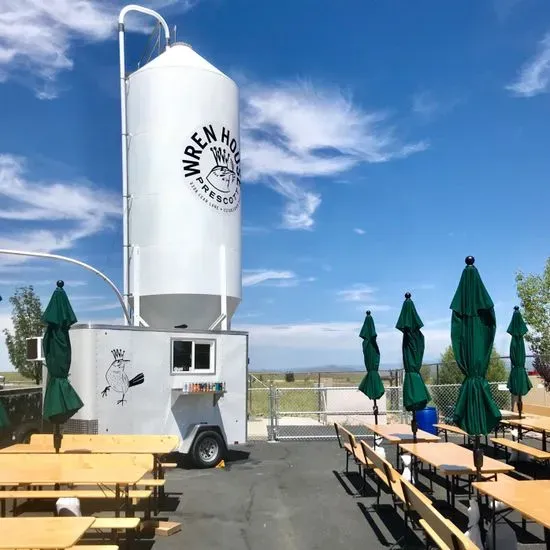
[405,292,411,299]
[366,310,371,316]
[465,256,475,266]
[56,280,64,288]
[514,305,519,311]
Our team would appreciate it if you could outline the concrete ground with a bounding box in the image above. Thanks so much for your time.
[150,438,549,550]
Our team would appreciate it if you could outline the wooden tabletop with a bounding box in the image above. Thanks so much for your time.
[506,416,550,432]
[0,453,148,485]
[13,434,180,455]
[0,516,95,549]
[473,479,550,530]
[433,423,468,436]
[366,423,441,444]
[400,442,515,476]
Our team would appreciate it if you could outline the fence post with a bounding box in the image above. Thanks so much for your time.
[268,384,276,441]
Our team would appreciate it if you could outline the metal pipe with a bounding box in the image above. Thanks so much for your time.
[118,5,171,325]
[220,245,228,330]
[0,249,131,324]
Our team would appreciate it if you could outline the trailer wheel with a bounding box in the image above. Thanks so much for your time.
[192,431,225,468]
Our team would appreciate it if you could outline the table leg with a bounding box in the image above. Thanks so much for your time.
[446,476,451,505]
[543,431,547,452]
[115,484,120,518]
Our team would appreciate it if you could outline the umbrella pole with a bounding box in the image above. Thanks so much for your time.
[53,423,62,454]
[473,435,483,482]
[373,399,379,425]
[517,395,523,420]
[411,410,418,444]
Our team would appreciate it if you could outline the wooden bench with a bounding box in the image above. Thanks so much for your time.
[0,489,152,518]
[400,477,478,550]
[517,404,550,418]
[491,437,550,470]
[360,440,431,512]
[334,423,372,475]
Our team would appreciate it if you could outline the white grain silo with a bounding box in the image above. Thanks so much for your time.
[123,37,242,330]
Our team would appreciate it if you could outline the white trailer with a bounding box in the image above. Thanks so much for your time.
[65,324,248,468]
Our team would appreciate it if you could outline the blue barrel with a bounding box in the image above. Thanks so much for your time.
[415,406,438,435]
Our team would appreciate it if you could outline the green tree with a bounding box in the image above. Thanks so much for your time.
[516,258,550,362]
[438,345,507,384]
[2,286,44,384]
[420,364,432,384]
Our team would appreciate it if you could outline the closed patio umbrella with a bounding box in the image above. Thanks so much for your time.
[358,311,385,424]
[451,257,501,481]
[42,281,83,452]
[396,292,431,443]
[0,400,9,430]
[507,306,531,420]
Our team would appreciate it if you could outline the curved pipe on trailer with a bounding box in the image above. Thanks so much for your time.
[0,248,131,325]
[118,4,171,323]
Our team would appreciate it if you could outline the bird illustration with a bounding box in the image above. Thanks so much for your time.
[101,349,144,405]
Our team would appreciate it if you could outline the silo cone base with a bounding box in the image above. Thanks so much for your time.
[141,519,182,536]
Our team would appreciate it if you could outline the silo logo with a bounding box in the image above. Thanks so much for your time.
[181,124,241,213]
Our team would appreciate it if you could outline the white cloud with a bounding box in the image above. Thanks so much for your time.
[412,91,440,117]
[235,320,521,370]
[268,178,321,230]
[0,0,197,98]
[354,228,366,235]
[506,33,550,97]
[337,284,378,303]
[241,80,428,230]
[242,270,296,287]
[0,154,119,268]
[242,269,315,288]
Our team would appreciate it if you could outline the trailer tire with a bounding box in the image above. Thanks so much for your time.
[192,430,225,468]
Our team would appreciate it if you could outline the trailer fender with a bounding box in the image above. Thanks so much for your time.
[180,423,227,454]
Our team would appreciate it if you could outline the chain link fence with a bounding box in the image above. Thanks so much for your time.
[247,375,516,441]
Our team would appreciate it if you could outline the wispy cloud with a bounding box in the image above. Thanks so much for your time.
[0,154,119,267]
[337,284,377,303]
[241,80,428,230]
[506,33,550,98]
[353,228,366,235]
[243,269,315,288]
[0,1,198,98]
[412,91,440,118]
[243,270,296,287]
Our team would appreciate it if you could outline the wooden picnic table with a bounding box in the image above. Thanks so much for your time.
[0,453,149,517]
[400,441,514,506]
[506,416,550,449]
[366,423,440,463]
[3,434,178,480]
[473,478,550,549]
[0,516,95,549]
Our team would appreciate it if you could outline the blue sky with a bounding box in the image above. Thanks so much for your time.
[0,0,549,371]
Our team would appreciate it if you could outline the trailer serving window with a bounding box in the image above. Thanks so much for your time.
[171,339,216,374]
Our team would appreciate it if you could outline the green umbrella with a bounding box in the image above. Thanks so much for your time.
[358,310,385,424]
[0,400,9,430]
[507,306,532,420]
[396,292,431,443]
[451,256,501,480]
[42,280,83,452]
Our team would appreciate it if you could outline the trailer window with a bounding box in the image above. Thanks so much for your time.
[172,341,192,372]
[171,339,215,374]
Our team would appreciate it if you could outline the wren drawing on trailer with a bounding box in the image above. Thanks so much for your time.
[101,349,145,405]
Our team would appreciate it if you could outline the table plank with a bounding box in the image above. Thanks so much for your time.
[473,479,550,530]
[0,454,148,485]
[0,516,95,549]
[366,423,440,444]
[400,442,514,475]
